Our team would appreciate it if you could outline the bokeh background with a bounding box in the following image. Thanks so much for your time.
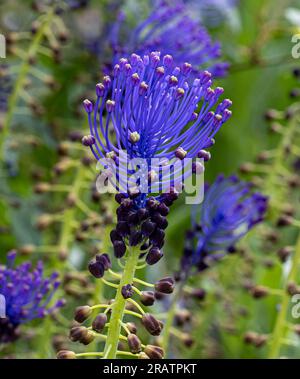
[1,0,300,359]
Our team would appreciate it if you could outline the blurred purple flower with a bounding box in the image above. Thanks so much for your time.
[89,0,229,78]
[0,251,64,343]
[180,175,268,275]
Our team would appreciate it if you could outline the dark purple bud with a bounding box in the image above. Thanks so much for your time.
[113,240,126,258]
[144,345,164,359]
[174,310,191,326]
[175,146,187,160]
[83,99,93,113]
[115,193,127,204]
[80,329,95,345]
[190,288,206,300]
[141,220,156,236]
[154,291,166,300]
[137,208,149,221]
[69,326,87,342]
[121,198,134,208]
[128,211,139,225]
[127,333,142,353]
[154,277,175,294]
[57,350,76,359]
[129,231,143,246]
[146,197,160,210]
[141,313,163,336]
[96,253,111,270]
[150,228,165,245]
[158,203,169,216]
[146,247,163,265]
[88,259,105,278]
[140,291,155,306]
[197,150,211,162]
[152,213,168,229]
[110,229,122,244]
[126,322,137,334]
[116,221,130,236]
[82,135,95,147]
[92,313,107,333]
[121,284,133,299]
[74,306,92,323]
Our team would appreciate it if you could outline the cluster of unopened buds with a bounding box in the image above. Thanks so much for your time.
[58,252,175,359]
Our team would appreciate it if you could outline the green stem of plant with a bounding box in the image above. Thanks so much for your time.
[268,232,300,358]
[103,245,140,359]
[0,8,54,161]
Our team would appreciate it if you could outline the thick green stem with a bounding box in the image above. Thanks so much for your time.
[268,232,300,358]
[103,245,140,359]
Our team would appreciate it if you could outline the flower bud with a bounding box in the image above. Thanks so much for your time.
[96,253,112,270]
[80,329,95,345]
[57,350,77,359]
[113,240,126,258]
[129,231,143,246]
[182,334,194,347]
[175,147,187,160]
[121,284,134,299]
[277,246,293,263]
[127,333,142,353]
[141,220,156,236]
[144,345,164,359]
[174,309,191,326]
[88,259,105,278]
[74,305,92,323]
[116,221,130,236]
[126,322,137,334]
[82,134,95,147]
[158,203,169,216]
[141,313,163,336]
[190,288,206,300]
[140,291,155,306]
[129,132,140,143]
[250,286,269,299]
[69,326,87,342]
[92,313,107,333]
[197,149,211,161]
[146,247,163,265]
[154,277,175,294]
[83,99,93,113]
